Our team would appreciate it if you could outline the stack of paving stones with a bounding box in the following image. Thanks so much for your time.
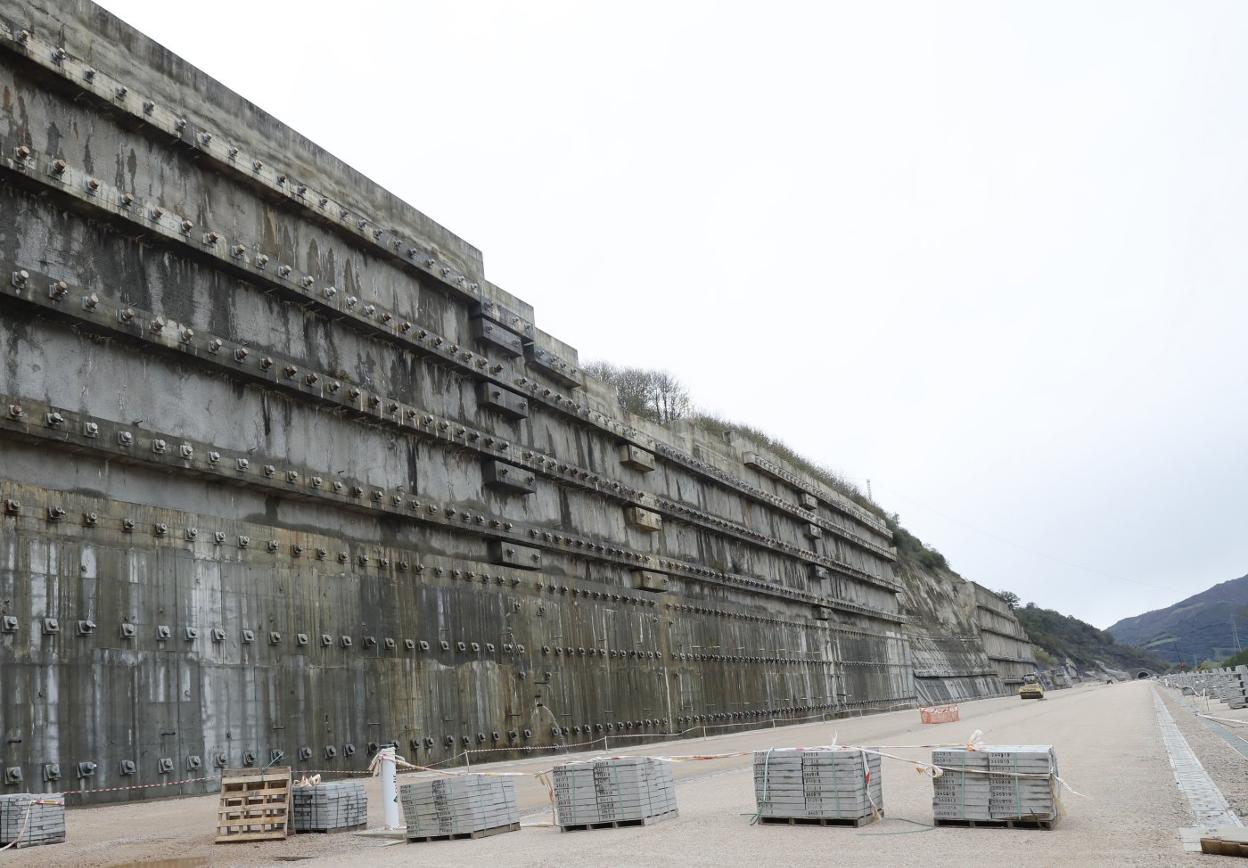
[1219,667,1248,709]
[292,780,368,833]
[0,794,66,847]
[400,775,520,841]
[932,745,1059,827]
[753,748,882,825]
[553,757,677,829]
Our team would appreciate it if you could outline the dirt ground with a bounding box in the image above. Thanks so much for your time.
[6,679,1242,867]
[1161,685,1248,820]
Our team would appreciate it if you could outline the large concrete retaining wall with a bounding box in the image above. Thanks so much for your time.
[969,584,1037,686]
[0,1,1035,802]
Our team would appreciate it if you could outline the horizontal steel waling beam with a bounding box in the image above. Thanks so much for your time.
[0,23,895,563]
[974,601,1020,618]
[667,603,909,637]
[0,510,572,659]
[0,19,500,325]
[0,258,895,596]
[0,164,892,575]
[0,394,903,624]
[660,440,895,557]
[975,623,1033,641]
[0,485,901,668]
[650,491,900,592]
[985,654,1038,665]
[740,451,889,535]
[1,481,902,665]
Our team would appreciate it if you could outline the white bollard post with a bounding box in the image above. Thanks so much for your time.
[380,746,400,830]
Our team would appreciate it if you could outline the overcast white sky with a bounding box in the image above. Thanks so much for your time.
[96,0,1248,628]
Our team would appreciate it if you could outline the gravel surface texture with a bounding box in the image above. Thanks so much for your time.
[1160,685,1248,821]
[5,680,1235,866]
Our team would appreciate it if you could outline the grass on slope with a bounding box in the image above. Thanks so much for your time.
[1014,604,1169,672]
[1107,574,1248,665]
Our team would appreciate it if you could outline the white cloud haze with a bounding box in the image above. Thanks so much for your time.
[95,0,1248,627]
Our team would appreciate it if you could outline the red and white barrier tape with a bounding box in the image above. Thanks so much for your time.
[62,776,211,796]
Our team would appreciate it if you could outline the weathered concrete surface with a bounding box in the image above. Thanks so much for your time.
[970,583,1038,685]
[0,0,1037,805]
[895,551,1036,702]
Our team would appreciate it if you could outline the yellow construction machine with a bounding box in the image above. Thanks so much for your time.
[1018,673,1045,700]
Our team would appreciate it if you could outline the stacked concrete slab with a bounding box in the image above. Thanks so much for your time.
[754,748,882,823]
[292,780,368,832]
[1166,668,1248,707]
[553,757,677,828]
[1219,668,1248,709]
[400,775,519,840]
[932,746,1058,825]
[0,794,66,847]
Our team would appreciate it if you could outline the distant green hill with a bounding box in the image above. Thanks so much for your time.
[1015,604,1168,672]
[1107,574,1248,666]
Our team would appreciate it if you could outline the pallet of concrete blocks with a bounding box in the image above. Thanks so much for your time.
[400,774,520,842]
[753,748,883,827]
[0,794,66,848]
[292,780,368,833]
[1221,667,1248,709]
[553,756,678,831]
[931,745,1059,829]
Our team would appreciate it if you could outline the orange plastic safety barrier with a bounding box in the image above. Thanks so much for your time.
[919,704,960,724]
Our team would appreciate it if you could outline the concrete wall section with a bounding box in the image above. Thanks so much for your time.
[0,0,1035,802]
[970,584,1037,685]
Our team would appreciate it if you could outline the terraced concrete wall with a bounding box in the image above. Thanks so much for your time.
[0,1,1033,802]
[970,584,1037,685]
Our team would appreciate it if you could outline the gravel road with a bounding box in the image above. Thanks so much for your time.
[8,680,1238,866]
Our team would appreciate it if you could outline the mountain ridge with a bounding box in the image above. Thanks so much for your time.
[1014,603,1168,672]
[1106,573,1248,665]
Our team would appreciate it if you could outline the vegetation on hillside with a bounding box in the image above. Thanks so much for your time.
[585,361,883,517]
[585,361,1170,677]
[582,362,692,424]
[1216,649,1248,668]
[1012,602,1169,672]
[1198,645,1248,670]
[886,517,949,572]
[690,411,883,516]
[1107,574,1248,666]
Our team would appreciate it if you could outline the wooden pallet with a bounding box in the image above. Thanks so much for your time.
[406,821,520,843]
[215,767,292,843]
[295,822,368,834]
[758,812,879,828]
[559,810,679,832]
[933,817,1055,831]
[1200,827,1248,856]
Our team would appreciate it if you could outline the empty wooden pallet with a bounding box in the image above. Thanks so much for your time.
[215,767,292,843]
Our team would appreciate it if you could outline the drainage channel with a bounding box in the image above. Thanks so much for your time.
[1198,717,1248,761]
[1153,688,1240,851]
[1174,693,1248,762]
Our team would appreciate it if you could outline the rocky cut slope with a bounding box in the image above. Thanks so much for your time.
[890,524,1036,702]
